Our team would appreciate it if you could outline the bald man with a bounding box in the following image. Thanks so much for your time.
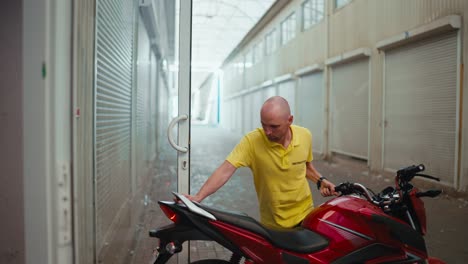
[188,96,335,229]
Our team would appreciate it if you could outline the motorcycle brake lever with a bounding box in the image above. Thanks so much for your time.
[416,189,442,198]
[414,173,440,181]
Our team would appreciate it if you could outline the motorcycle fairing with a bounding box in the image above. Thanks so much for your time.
[371,214,427,253]
[330,243,421,264]
[281,251,309,264]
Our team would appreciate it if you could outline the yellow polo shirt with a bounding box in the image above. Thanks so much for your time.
[226,125,314,229]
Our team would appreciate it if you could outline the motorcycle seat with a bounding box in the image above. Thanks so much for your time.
[197,203,329,253]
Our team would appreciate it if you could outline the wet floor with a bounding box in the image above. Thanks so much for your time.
[130,124,468,264]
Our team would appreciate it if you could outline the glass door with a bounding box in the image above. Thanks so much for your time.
[167,0,192,262]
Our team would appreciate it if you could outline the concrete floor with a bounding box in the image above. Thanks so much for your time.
[131,124,468,264]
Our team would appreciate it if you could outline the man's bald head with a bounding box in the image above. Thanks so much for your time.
[260,96,291,120]
[260,96,293,143]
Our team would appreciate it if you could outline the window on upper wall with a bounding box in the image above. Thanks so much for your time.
[302,0,324,30]
[265,28,277,55]
[280,12,296,45]
[253,40,264,64]
[335,0,351,9]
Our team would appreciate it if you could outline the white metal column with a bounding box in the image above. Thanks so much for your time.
[177,0,191,200]
[178,1,192,263]
[23,0,73,263]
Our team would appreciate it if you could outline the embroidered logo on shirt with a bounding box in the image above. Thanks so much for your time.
[292,160,306,165]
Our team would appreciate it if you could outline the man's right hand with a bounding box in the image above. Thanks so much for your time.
[183,194,202,203]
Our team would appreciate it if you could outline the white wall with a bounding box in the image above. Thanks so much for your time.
[1,1,25,263]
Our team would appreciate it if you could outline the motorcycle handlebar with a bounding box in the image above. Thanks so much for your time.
[335,182,380,205]
[397,164,441,183]
[335,164,441,206]
[334,182,353,194]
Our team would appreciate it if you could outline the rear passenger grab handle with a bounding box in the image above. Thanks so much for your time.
[172,192,216,220]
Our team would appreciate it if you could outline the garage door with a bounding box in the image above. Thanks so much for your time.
[277,80,296,114]
[296,71,324,154]
[330,58,369,159]
[383,31,459,184]
[94,0,135,252]
[243,94,253,134]
[251,89,263,129]
[263,85,276,101]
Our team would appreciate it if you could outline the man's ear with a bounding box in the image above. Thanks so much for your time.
[288,115,294,124]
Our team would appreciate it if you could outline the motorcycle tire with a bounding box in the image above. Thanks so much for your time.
[190,260,231,264]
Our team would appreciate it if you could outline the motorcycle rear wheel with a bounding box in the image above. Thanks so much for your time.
[190,260,231,264]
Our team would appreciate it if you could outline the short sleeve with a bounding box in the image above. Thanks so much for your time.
[226,135,253,168]
[308,129,313,162]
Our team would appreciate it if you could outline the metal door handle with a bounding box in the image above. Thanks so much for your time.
[167,114,188,153]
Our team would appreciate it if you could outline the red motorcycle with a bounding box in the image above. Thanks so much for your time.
[149,164,445,263]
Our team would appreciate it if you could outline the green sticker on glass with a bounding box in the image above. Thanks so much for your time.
[42,62,46,79]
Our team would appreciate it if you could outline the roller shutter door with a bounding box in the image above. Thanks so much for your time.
[228,99,234,132]
[223,99,233,131]
[252,89,263,129]
[235,97,242,134]
[136,16,150,187]
[297,72,324,154]
[243,94,253,133]
[277,80,295,114]
[264,85,276,101]
[94,0,135,251]
[330,58,369,159]
[383,31,458,184]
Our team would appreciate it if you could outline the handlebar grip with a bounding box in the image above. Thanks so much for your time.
[397,164,425,180]
[335,182,354,195]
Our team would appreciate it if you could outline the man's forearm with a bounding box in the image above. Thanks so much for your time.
[305,161,336,196]
[305,162,322,183]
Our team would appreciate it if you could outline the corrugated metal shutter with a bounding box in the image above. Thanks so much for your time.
[149,53,157,160]
[224,99,232,131]
[251,89,263,130]
[136,15,150,187]
[235,97,242,134]
[264,85,276,100]
[297,72,324,154]
[330,58,369,159]
[277,80,295,114]
[94,0,135,251]
[383,31,458,184]
[243,94,253,133]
